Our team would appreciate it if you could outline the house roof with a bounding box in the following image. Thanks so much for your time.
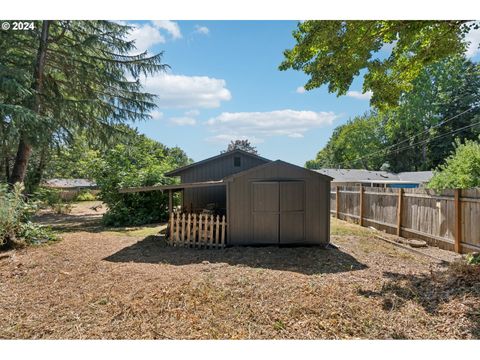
[42,178,97,189]
[397,171,434,183]
[224,160,333,181]
[165,149,271,177]
[315,168,433,184]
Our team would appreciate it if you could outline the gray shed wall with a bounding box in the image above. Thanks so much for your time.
[227,162,331,245]
[179,152,269,212]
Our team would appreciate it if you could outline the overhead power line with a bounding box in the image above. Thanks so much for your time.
[332,106,479,168]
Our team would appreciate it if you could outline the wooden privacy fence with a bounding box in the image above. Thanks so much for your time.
[169,213,226,249]
[331,186,480,254]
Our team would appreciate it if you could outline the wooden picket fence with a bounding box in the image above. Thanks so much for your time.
[168,213,226,249]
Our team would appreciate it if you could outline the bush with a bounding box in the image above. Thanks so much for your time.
[18,221,58,245]
[465,252,480,265]
[75,190,97,201]
[33,187,62,208]
[428,138,480,190]
[92,130,190,226]
[0,183,57,248]
[33,187,72,214]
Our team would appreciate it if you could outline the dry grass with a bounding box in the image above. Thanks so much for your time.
[0,208,478,339]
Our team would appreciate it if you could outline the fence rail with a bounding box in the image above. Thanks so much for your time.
[169,213,226,249]
[331,186,480,254]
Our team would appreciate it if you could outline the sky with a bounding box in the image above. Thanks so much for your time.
[124,20,480,166]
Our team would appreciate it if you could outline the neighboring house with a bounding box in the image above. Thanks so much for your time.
[316,169,433,188]
[42,178,97,190]
[42,178,98,201]
[121,150,333,246]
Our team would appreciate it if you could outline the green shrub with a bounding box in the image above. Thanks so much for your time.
[0,183,57,248]
[75,190,97,201]
[465,253,480,265]
[19,221,58,245]
[33,187,62,208]
[33,186,72,214]
[92,131,190,226]
[428,138,480,190]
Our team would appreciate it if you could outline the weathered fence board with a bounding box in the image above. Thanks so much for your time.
[169,213,226,249]
[331,185,480,254]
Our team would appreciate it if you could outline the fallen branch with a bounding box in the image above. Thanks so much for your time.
[374,234,448,264]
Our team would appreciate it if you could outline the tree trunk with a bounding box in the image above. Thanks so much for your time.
[9,20,51,186]
[0,120,10,182]
[4,155,9,181]
[29,144,49,190]
[8,138,32,186]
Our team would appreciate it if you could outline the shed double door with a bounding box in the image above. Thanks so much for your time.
[252,181,305,244]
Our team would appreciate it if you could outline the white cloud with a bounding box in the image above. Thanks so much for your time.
[207,134,264,144]
[153,20,182,40]
[194,25,210,35]
[346,90,373,100]
[142,73,232,109]
[288,133,304,138]
[465,23,480,58]
[206,109,338,142]
[127,23,165,53]
[185,109,200,117]
[149,110,164,120]
[125,21,182,54]
[170,116,196,126]
[296,86,306,94]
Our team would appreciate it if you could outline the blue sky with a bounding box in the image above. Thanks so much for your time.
[125,20,480,166]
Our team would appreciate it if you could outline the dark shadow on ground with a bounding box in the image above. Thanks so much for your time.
[104,235,368,275]
[34,213,105,232]
[358,269,480,338]
[33,212,164,234]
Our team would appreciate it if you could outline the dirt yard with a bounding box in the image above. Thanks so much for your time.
[0,202,479,339]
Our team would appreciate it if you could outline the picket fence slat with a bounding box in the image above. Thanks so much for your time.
[169,213,226,249]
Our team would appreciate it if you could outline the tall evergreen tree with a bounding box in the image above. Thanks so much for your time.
[0,20,168,187]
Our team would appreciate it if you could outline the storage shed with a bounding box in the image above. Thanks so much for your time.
[120,153,332,247]
[226,160,332,246]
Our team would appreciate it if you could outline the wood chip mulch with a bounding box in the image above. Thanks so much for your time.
[0,212,479,339]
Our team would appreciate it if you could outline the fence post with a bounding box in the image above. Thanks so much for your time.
[454,189,462,254]
[359,185,364,227]
[336,186,340,219]
[396,188,403,237]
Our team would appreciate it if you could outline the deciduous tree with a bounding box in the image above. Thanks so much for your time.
[280,21,477,109]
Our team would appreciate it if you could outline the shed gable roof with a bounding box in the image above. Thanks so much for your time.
[224,160,333,181]
[165,149,271,177]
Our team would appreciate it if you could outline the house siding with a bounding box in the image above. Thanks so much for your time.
[178,152,269,212]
